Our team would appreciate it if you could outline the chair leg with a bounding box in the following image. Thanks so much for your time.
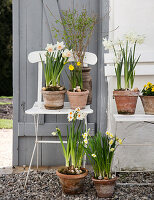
[24,142,36,188]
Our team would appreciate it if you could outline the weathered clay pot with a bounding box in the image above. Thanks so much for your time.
[140,96,154,114]
[82,67,92,105]
[56,168,88,195]
[92,177,117,198]
[67,90,89,110]
[42,90,66,109]
[113,90,139,114]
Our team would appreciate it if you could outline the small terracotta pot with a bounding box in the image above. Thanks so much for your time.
[56,168,88,195]
[82,67,92,105]
[67,90,89,110]
[113,90,139,115]
[42,90,66,109]
[140,96,154,114]
[92,177,117,198]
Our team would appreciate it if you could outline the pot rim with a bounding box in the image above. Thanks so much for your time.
[67,89,89,95]
[92,176,117,183]
[139,95,154,97]
[113,90,139,97]
[42,89,67,94]
[56,168,88,179]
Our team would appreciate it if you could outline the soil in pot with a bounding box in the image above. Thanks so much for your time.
[140,96,154,114]
[92,177,117,198]
[56,167,88,195]
[113,90,139,115]
[42,86,66,110]
[67,89,89,110]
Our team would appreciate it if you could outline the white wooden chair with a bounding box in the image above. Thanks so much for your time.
[28,51,97,105]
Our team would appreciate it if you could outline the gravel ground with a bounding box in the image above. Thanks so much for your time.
[0,170,153,200]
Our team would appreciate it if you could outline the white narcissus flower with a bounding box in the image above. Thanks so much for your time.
[67,111,74,122]
[115,39,124,46]
[92,154,96,158]
[109,133,114,139]
[109,139,113,145]
[51,132,57,136]
[62,49,72,58]
[124,32,136,43]
[113,56,120,65]
[84,139,88,144]
[45,43,55,52]
[75,107,80,112]
[124,32,145,44]
[56,41,65,50]
[102,38,113,50]
[105,131,110,136]
[77,111,87,120]
[110,148,114,152]
[136,35,145,44]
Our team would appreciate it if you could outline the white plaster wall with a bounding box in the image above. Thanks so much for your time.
[110,0,154,51]
[106,0,154,171]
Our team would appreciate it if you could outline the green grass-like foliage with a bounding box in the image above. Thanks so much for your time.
[40,50,68,87]
[84,131,123,179]
[0,102,12,105]
[52,109,85,168]
[0,96,13,99]
[0,119,13,129]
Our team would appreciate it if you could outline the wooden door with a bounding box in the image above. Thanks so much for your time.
[13,0,108,166]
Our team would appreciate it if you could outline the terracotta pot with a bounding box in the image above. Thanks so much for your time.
[42,90,66,109]
[56,168,88,195]
[82,67,92,105]
[140,96,154,114]
[92,177,117,198]
[113,90,139,114]
[67,90,89,110]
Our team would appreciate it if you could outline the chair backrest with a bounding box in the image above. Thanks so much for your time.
[28,51,97,103]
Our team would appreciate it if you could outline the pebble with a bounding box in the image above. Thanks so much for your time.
[0,170,153,199]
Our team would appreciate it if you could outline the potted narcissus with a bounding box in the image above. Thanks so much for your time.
[66,62,89,109]
[51,108,88,194]
[140,82,154,114]
[103,32,145,114]
[84,131,123,198]
[40,41,72,109]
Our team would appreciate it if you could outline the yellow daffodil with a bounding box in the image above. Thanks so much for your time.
[152,88,154,92]
[147,82,152,86]
[110,148,114,152]
[69,64,74,71]
[118,138,122,144]
[77,62,81,66]
[144,84,147,88]
[92,154,96,158]
[109,139,113,145]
